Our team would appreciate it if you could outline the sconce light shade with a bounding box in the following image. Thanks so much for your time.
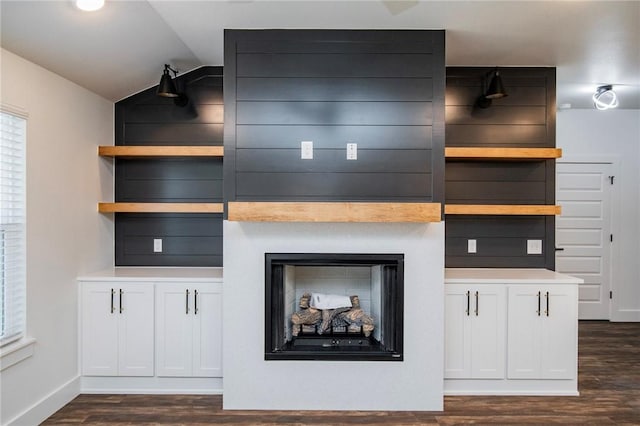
[157,64,179,98]
[485,70,508,99]
[592,85,618,110]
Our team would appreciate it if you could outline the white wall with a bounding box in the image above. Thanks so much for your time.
[0,49,113,425]
[557,109,640,321]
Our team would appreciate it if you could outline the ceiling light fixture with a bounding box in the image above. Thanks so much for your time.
[157,64,189,107]
[592,85,619,110]
[75,0,104,12]
[485,68,508,100]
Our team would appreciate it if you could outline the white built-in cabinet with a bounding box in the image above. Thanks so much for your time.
[444,268,582,396]
[78,268,223,393]
[507,285,577,379]
[81,282,155,376]
[445,284,505,379]
[156,283,223,377]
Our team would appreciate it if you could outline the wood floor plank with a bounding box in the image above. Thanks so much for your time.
[43,321,640,425]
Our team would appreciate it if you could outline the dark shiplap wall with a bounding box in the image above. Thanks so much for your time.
[224,30,445,206]
[115,213,223,267]
[114,66,223,266]
[446,68,554,148]
[446,216,553,268]
[445,67,556,269]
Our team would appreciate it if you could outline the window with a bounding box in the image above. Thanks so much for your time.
[0,108,26,347]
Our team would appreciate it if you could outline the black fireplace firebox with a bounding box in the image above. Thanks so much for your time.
[265,253,404,361]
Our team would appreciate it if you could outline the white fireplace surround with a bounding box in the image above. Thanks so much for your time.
[223,221,444,411]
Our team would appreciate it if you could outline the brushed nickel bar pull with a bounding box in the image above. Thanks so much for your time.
[545,291,550,316]
[110,289,115,314]
[466,291,470,316]
[537,291,541,316]
[119,289,123,314]
[194,289,199,315]
[186,289,190,314]
[475,291,479,316]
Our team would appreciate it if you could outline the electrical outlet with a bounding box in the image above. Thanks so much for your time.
[347,143,357,160]
[527,239,542,255]
[153,238,163,253]
[301,141,313,159]
[467,239,477,254]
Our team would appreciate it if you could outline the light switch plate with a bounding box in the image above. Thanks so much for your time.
[301,141,313,159]
[467,239,477,254]
[347,143,357,160]
[153,238,163,253]
[527,239,543,255]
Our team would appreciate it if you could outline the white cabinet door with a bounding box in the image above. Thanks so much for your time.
[81,282,154,377]
[444,286,472,378]
[507,286,542,379]
[445,284,505,379]
[507,285,577,380]
[117,283,154,376]
[156,283,193,377]
[540,286,578,379]
[192,285,223,377]
[81,283,118,376]
[156,282,223,378]
[470,286,505,379]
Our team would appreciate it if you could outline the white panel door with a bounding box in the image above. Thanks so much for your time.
[117,283,155,376]
[156,283,194,377]
[192,284,223,377]
[81,283,118,376]
[556,162,613,319]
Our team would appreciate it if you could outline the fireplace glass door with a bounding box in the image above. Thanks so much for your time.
[265,253,404,361]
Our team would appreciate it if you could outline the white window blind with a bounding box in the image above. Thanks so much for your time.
[1,109,26,347]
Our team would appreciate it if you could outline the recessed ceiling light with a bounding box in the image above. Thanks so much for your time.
[75,0,104,12]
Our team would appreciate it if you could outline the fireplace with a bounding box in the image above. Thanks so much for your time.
[223,221,444,410]
[265,253,404,361]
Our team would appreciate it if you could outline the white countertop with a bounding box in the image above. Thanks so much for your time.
[445,268,583,284]
[78,267,223,282]
[79,267,580,284]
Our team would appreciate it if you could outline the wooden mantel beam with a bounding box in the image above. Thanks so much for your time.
[227,202,442,223]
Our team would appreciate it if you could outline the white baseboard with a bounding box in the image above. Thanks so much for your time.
[80,376,223,395]
[444,378,578,396]
[444,389,580,396]
[7,376,80,426]
[611,309,640,322]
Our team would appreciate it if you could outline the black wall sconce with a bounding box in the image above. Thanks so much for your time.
[476,67,508,108]
[157,64,189,107]
[485,68,508,99]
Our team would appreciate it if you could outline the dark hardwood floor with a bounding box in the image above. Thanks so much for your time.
[44,321,640,425]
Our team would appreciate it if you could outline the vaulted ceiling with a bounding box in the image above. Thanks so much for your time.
[1,1,639,109]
